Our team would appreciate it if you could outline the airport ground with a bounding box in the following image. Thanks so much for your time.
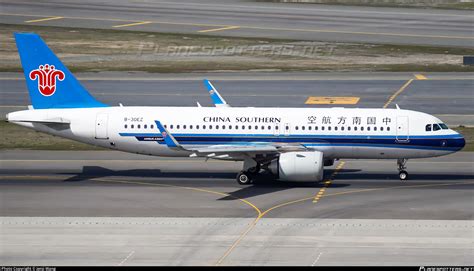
[0,151,473,265]
[1,0,473,47]
[0,0,473,266]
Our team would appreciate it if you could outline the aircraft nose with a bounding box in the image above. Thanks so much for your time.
[459,136,466,149]
[453,132,466,150]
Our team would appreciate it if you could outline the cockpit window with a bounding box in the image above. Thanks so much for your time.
[433,124,441,131]
[425,124,431,131]
[439,123,448,130]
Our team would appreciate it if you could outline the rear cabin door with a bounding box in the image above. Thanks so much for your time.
[396,116,409,142]
[95,113,109,139]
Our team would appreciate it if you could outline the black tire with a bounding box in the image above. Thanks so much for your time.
[237,171,253,185]
[399,170,408,181]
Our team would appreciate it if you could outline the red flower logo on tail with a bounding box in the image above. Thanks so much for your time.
[29,64,65,96]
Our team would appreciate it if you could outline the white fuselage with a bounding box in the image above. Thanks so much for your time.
[7,106,465,160]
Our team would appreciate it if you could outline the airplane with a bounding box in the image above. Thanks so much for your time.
[7,33,466,185]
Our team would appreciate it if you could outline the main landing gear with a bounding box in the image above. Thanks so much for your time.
[237,171,254,185]
[236,160,261,185]
[397,158,408,181]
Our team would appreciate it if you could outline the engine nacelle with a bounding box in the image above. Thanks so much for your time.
[269,151,324,182]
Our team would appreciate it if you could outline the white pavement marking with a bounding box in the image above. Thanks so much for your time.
[118,250,135,266]
[311,252,323,266]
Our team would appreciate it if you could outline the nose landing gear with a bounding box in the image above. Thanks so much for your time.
[397,158,408,181]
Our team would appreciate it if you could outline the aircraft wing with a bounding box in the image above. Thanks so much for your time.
[203,79,230,107]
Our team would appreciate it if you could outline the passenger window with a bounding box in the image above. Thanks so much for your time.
[164,125,167,128]
[295,126,299,130]
[380,127,383,131]
[216,125,219,129]
[124,124,127,129]
[138,124,141,129]
[255,125,258,130]
[151,124,154,129]
[321,126,325,131]
[183,125,186,129]
[176,125,180,129]
[308,126,312,131]
[374,127,377,131]
[144,124,147,129]
[131,124,134,129]
[341,127,344,131]
[328,126,331,131]
[170,125,173,129]
[367,127,370,131]
[354,127,357,131]
[261,126,265,130]
[242,125,245,130]
[268,125,271,130]
[248,125,252,130]
[235,125,238,130]
[425,124,432,131]
[196,125,199,129]
[315,126,318,131]
[209,125,213,129]
[360,127,364,131]
[203,125,206,129]
[387,127,390,131]
[334,127,338,131]
[347,126,351,131]
[190,125,193,129]
[433,124,441,131]
[302,126,305,131]
[286,126,289,130]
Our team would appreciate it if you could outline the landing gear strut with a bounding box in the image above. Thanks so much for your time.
[397,158,408,181]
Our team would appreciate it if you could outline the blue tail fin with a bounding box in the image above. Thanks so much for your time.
[14,33,108,109]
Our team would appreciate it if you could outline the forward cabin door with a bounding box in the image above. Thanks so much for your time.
[95,113,109,139]
[396,116,409,142]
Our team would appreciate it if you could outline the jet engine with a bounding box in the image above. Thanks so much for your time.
[268,151,324,182]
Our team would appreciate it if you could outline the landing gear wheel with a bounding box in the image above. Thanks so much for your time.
[237,171,253,185]
[397,158,408,181]
[399,170,408,181]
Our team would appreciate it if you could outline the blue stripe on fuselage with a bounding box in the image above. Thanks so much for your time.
[119,132,465,151]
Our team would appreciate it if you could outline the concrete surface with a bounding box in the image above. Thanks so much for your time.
[1,0,473,47]
[0,150,473,265]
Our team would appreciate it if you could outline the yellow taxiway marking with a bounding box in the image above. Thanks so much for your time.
[112,21,152,28]
[25,16,64,23]
[305,97,360,105]
[383,78,414,109]
[313,161,345,203]
[414,74,427,80]
[198,26,240,33]
[3,12,473,41]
